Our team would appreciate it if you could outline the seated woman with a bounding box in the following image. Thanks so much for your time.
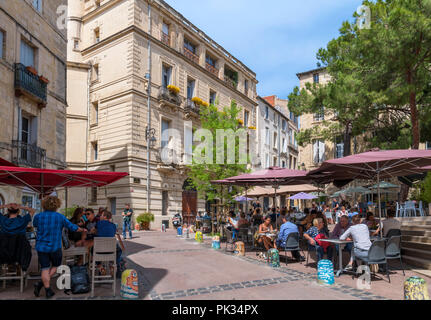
[340,214,372,270]
[300,208,317,232]
[0,203,36,235]
[257,216,277,253]
[237,212,250,229]
[251,208,263,226]
[362,212,380,236]
[227,210,239,240]
[303,218,334,262]
[68,207,91,247]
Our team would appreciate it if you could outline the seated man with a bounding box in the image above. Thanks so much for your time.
[84,208,97,242]
[95,210,123,276]
[0,203,36,235]
[276,215,304,262]
[380,208,401,237]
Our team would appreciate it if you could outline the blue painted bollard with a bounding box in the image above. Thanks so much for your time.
[212,236,220,249]
[317,259,334,285]
[195,231,203,243]
[177,227,183,236]
[267,248,280,268]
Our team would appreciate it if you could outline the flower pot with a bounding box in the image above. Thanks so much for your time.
[140,221,150,231]
[39,76,49,84]
[26,66,38,76]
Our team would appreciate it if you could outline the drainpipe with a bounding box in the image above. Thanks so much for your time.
[146,1,152,213]
[86,62,92,205]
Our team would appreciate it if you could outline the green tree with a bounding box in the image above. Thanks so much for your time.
[186,101,250,212]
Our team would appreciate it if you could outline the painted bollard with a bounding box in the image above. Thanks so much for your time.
[404,276,430,300]
[161,223,166,232]
[212,236,220,249]
[195,231,203,243]
[177,226,183,236]
[234,241,245,256]
[317,259,335,286]
[186,227,190,238]
[267,248,280,268]
[120,269,139,299]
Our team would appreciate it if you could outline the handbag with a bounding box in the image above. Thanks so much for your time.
[70,265,90,294]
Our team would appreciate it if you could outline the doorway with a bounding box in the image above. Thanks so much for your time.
[182,178,197,225]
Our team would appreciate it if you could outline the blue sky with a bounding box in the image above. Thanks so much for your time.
[165,0,362,98]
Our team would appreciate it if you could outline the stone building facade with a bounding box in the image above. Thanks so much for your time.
[0,0,67,209]
[66,0,258,228]
[255,96,299,171]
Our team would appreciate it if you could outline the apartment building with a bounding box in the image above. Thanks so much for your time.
[0,0,67,209]
[66,0,258,227]
[255,96,299,171]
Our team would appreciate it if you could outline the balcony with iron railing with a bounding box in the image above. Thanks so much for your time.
[183,47,200,65]
[11,140,46,168]
[158,86,182,106]
[14,63,48,107]
[184,98,200,115]
[205,62,219,77]
[161,33,170,46]
[223,75,237,89]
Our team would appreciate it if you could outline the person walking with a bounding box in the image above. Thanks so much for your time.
[33,196,84,299]
[122,203,133,239]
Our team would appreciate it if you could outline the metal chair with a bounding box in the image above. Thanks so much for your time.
[354,239,390,283]
[417,201,424,217]
[385,229,401,239]
[282,232,303,266]
[404,201,416,217]
[224,228,235,252]
[396,202,404,217]
[385,235,405,276]
[91,237,117,297]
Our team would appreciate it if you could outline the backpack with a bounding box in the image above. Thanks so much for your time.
[69,265,90,294]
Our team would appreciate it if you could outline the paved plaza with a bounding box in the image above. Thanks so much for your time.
[0,229,430,300]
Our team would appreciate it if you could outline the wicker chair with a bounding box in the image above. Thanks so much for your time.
[91,237,117,297]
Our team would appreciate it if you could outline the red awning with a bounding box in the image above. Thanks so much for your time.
[0,166,128,195]
[0,158,16,167]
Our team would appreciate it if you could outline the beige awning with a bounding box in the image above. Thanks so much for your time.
[242,184,318,197]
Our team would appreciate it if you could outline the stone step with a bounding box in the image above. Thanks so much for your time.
[402,224,431,230]
[402,241,431,252]
[402,235,431,244]
[402,255,431,270]
[402,230,426,237]
[401,247,431,260]
[399,217,431,223]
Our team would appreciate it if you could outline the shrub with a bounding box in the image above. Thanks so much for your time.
[136,212,155,224]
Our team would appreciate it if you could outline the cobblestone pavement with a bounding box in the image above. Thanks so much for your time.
[0,229,429,300]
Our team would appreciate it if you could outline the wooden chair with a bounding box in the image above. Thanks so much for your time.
[0,263,26,293]
[91,237,117,297]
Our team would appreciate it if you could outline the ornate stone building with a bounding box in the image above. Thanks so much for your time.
[0,0,67,209]
[66,0,258,227]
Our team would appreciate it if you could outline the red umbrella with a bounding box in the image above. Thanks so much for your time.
[221,167,309,186]
[0,166,128,195]
[0,157,16,167]
[308,149,431,235]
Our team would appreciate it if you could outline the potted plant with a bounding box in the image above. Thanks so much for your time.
[136,212,154,230]
[26,66,38,76]
[167,85,180,95]
[39,75,49,84]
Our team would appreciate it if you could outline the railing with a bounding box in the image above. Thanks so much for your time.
[183,47,200,64]
[156,147,181,166]
[14,63,47,106]
[11,140,46,168]
[223,76,237,89]
[185,98,200,114]
[205,63,219,77]
[158,86,182,106]
[161,33,170,46]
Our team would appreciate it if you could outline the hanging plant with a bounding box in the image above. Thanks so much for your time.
[39,76,49,84]
[192,97,204,105]
[26,66,38,76]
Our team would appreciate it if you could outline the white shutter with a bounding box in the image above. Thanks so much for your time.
[319,140,325,162]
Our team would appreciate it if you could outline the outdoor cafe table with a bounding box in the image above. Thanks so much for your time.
[318,239,353,277]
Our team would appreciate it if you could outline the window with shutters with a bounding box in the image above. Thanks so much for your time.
[313,140,325,164]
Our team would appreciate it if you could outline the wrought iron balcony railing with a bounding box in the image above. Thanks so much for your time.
[223,75,237,89]
[184,98,200,115]
[14,63,47,107]
[161,33,170,46]
[11,140,46,168]
[183,47,200,64]
[158,86,182,106]
[205,63,219,77]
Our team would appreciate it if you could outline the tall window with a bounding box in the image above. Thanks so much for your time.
[282,119,287,131]
[282,138,287,153]
[265,127,270,145]
[244,79,249,95]
[335,136,344,158]
[313,73,319,83]
[273,157,277,167]
[94,28,100,43]
[20,40,35,67]
[91,187,97,203]
[426,141,431,150]
[0,30,4,59]
[265,153,269,168]
[162,64,172,88]
[187,78,195,99]
[313,140,325,164]
[206,55,216,68]
[209,90,217,105]
[19,114,37,149]
[313,106,325,121]
[161,119,170,148]
[92,64,99,81]
[93,142,98,161]
[162,23,169,36]
[281,160,286,168]
[265,105,269,119]
[92,101,99,124]
[184,38,196,54]
[32,0,42,13]
[273,132,277,148]
[244,110,249,127]
[162,22,170,45]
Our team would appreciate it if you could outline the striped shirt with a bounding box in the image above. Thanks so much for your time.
[33,211,79,253]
